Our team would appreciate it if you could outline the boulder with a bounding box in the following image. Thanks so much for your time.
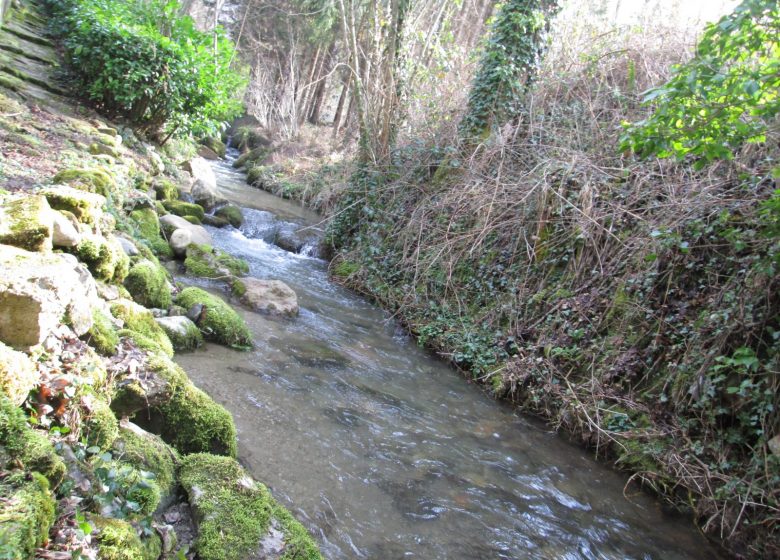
[39,185,106,227]
[160,214,212,246]
[215,204,244,228]
[182,158,221,210]
[0,245,99,348]
[202,214,230,228]
[115,236,139,257]
[0,195,53,252]
[155,316,203,352]
[191,180,223,212]
[184,244,248,279]
[51,210,81,248]
[148,149,165,175]
[169,228,193,258]
[124,260,172,309]
[197,145,220,160]
[235,278,298,317]
[0,341,37,405]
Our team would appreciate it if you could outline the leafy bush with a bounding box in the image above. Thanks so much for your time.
[45,0,247,139]
[621,0,779,165]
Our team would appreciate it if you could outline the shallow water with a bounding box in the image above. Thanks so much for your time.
[175,159,720,559]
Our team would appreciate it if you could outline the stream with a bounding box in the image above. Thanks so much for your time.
[174,157,721,559]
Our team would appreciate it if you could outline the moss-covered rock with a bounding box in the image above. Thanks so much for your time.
[83,392,120,451]
[132,355,237,457]
[184,244,249,279]
[179,454,322,560]
[0,395,66,487]
[111,300,174,358]
[84,309,120,356]
[0,195,54,252]
[0,341,37,406]
[202,214,230,228]
[53,168,115,197]
[233,146,270,169]
[124,260,172,309]
[0,472,55,559]
[89,142,120,158]
[215,204,243,228]
[183,215,201,225]
[129,207,173,258]
[155,316,203,352]
[202,137,227,158]
[162,200,205,221]
[113,421,179,500]
[91,516,162,560]
[174,287,252,349]
[40,184,106,226]
[73,234,130,283]
[152,178,179,202]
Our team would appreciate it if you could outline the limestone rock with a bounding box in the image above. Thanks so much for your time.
[51,210,81,247]
[149,149,165,175]
[237,278,299,317]
[0,245,99,348]
[183,157,221,211]
[160,214,212,247]
[169,228,193,258]
[197,145,220,160]
[116,236,139,257]
[0,341,37,405]
[155,316,203,352]
[0,195,53,252]
[39,184,106,227]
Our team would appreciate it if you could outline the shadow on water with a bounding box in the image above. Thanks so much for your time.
[174,159,723,560]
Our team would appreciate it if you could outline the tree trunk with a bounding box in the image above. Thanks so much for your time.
[308,43,337,125]
[332,74,350,136]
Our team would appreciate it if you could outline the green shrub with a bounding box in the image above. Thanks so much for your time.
[46,0,247,138]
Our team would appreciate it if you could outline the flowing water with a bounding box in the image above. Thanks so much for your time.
[175,158,721,559]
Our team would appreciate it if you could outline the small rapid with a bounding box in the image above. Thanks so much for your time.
[174,158,721,559]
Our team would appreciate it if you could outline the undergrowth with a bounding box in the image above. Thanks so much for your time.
[324,14,780,558]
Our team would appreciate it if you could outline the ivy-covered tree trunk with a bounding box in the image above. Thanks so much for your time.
[459,0,559,141]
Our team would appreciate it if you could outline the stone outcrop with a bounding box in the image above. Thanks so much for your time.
[0,341,38,405]
[235,278,299,317]
[0,195,53,252]
[0,244,99,348]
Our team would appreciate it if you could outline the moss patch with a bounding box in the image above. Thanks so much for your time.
[0,194,53,252]
[124,260,172,309]
[113,422,179,499]
[73,235,130,283]
[85,309,120,356]
[40,185,106,226]
[162,200,205,221]
[215,205,243,228]
[129,207,173,258]
[0,472,55,559]
[184,244,249,279]
[91,516,162,560]
[152,178,179,201]
[174,287,252,349]
[179,454,322,560]
[83,392,120,451]
[111,300,174,358]
[155,316,203,352]
[132,355,237,457]
[0,341,37,406]
[53,168,115,198]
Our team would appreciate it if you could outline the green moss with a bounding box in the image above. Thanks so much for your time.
[162,200,205,221]
[89,142,120,158]
[156,317,203,352]
[230,278,246,298]
[174,287,252,349]
[0,472,55,558]
[152,179,179,201]
[0,341,36,406]
[129,208,172,258]
[133,355,237,457]
[183,214,202,225]
[233,146,269,169]
[73,235,130,283]
[84,393,120,451]
[124,260,172,309]
[0,195,53,252]
[41,185,105,226]
[179,454,322,560]
[215,205,243,228]
[91,516,162,560]
[53,168,115,197]
[202,137,227,158]
[85,309,120,356]
[113,423,179,499]
[111,301,174,358]
[154,200,168,216]
[184,244,249,279]
[0,395,66,487]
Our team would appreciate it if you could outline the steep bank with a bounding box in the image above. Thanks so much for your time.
[0,2,320,558]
